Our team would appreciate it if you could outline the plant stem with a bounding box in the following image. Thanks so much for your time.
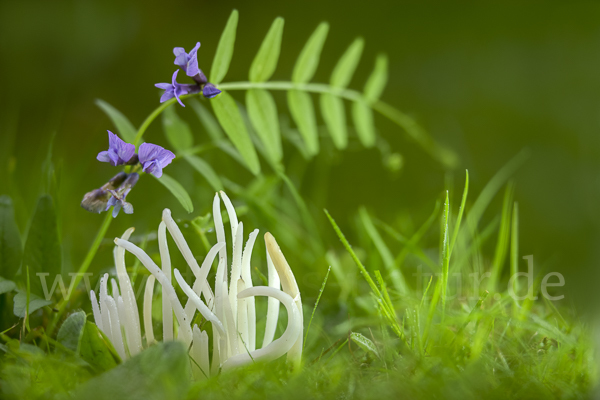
[132,81,456,168]
[46,211,113,337]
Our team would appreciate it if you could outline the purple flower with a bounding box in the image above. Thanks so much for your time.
[138,143,175,178]
[105,173,139,217]
[155,70,200,107]
[96,131,136,166]
[173,42,207,85]
[202,83,221,99]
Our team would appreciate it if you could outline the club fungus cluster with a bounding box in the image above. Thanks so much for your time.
[89,191,303,377]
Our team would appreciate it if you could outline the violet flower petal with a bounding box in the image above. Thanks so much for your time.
[202,83,221,99]
[139,143,175,178]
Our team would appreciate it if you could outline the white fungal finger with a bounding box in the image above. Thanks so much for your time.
[228,222,244,331]
[115,238,193,346]
[265,232,303,368]
[174,269,225,337]
[90,290,102,331]
[192,325,210,380]
[184,242,225,321]
[158,221,173,342]
[241,229,259,351]
[105,295,126,360]
[163,209,215,306]
[263,249,280,348]
[114,228,142,356]
[221,286,301,371]
[143,275,156,345]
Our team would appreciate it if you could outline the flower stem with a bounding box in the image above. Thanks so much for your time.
[46,211,113,337]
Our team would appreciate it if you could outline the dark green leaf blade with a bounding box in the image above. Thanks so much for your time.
[80,321,121,372]
[363,54,388,103]
[246,89,283,163]
[95,99,137,143]
[154,173,194,213]
[287,90,319,156]
[184,155,223,191]
[13,291,51,317]
[320,93,347,149]
[331,37,364,88]
[210,9,239,84]
[0,195,22,280]
[351,100,376,147]
[249,17,285,82]
[292,22,329,83]
[23,195,61,296]
[162,105,194,151]
[211,92,261,175]
[57,310,87,353]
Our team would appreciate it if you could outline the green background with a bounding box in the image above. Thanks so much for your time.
[1,1,599,309]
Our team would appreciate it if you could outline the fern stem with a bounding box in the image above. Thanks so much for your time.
[220,81,457,168]
[132,81,457,169]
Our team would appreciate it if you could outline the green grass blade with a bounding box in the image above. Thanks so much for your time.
[304,266,331,349]
[351,100,376,147]
[331,37,364,88]
[363,54,388,103]
[95,99,137,143]
[246,89,283,164]
[510,201,519,314]
[487,182,514,291]
[162,104,193,151]
[287,90,319,156]
[292,22,329,83]
[0,195,22,280]
[449,169,469,258]
[210,9,239,84]
[324,209,381,297]
[466,149,528,234]
[211,92,261,175]
[359,207,408,293]
[249,17,284,82]
[23,195,61,297]
[154,173,194,213]
[183,155,223,191]
[441,191,450,318]
[320,93,348,149]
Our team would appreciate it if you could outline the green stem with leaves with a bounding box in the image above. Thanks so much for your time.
[131,81,456,168]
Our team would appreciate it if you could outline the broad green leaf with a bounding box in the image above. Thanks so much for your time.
[162,105,193,151]
[0,195,22,280]
[80,321,121,372]
[287,90,319,156]
[292,22,329,83]
[350,331,380,358]
[13,291,51,317]
[331,37,364,88]
[246,89,283,163]
[76,341,189,399]
[23,195,61,296]
[351,100,376,147]
[210,9,239,84]
[249,17,285,82]
[0,277,16,295]
[57,310,86,353]
[95,99,137,143]
[320,93,347,149]
[211,92,261,175]
[184,155,223,191]
[154,173,194,213]
[189,99,224,141]
[363,54,388,103]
